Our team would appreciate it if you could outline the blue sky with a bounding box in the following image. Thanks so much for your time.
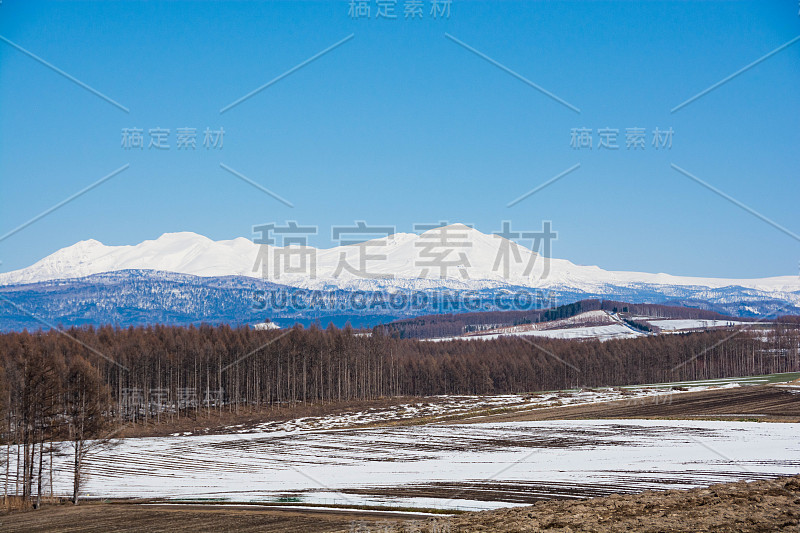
[1,0,798,278]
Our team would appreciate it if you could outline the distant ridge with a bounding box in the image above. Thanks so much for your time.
[2,225,799,296]
[0,225,798,330]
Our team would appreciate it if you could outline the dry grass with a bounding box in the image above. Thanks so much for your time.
[382,475,800,532]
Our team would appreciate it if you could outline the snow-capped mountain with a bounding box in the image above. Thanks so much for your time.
[0,224,800,299]
[1,224,798,331]
[2,224,799,296]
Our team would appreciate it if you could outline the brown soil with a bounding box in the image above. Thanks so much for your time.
[453,385,800,425]
[381,475,800,532]
[0,502,435,532]
[4,476,798,532]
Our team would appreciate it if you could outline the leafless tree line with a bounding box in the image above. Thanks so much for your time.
[0,342,111,510]
[0,320,796,509]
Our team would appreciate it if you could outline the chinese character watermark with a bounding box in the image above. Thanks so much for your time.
[349,517,451,532]
[492,220,557,280]
[622,390,674,408]
[121,126,224,150]
[570,127,673,150]
[569,127,592,149]
[413,222,472,280]
[651,126,674,149]
[253,222,319,280]
[120,128,144,150]
[349,0,451,19]
[252,220,557,283]
[597,127,619,150]
[332,221,396,280]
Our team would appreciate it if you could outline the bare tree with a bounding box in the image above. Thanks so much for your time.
[63,357,112,505]
[16,340,62,508]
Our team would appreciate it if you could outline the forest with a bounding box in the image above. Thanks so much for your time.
[0,318,797,507]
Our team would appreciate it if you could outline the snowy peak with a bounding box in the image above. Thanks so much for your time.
[1,226,799,298]
[1,231,258,285]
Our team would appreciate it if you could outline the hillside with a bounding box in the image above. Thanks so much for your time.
[380,299,753,339]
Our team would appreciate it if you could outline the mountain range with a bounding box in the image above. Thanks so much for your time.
[0,224,798,330]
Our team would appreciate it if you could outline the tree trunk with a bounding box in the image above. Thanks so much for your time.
[4,432,8,509]
[72,442,81,505]
[35,437,43,509]
[49,446,53,498]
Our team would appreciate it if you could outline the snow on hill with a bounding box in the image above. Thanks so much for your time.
[252,321,280,331]
[646,319,749,331]
[442,310,640,342]
[445,323,642,342]
[426,309,767,343]
[463,310,616,336]
[1,225,799,301]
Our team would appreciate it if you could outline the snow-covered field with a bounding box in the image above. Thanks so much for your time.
[429,311,763,343]
[479,324,641,341]
[648,319,750,331]
[33,419,800,511]
[432,310,640,342]
[430,324,641,342]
